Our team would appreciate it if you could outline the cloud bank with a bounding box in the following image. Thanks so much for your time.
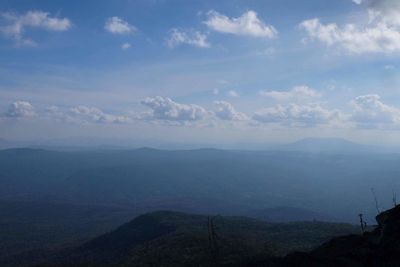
[4,92,400,131]
[253,104,340,127]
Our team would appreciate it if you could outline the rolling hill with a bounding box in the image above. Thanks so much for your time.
[35,211,359,267]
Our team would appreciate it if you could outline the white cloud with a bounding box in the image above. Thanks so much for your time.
[166,28,210,48]
[141,96,209,122]
[121,42,131,50]
[259,86,321,101]
[6,95,400,131]
[227,90,239,97]
[214,101,248,121]
[204,10,277,38]
[0,10,71,45]
[300,1,400,54]
[44,105,131,124]
[300,18,400,54]
[253,104,340,127]
[352,0,364,4]
[69,106,130,124]
[367,0,400,26]
[5,101,36,118]
[350,94,400,127]
[104,17,136,34]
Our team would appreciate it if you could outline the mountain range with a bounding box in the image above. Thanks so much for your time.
[0,137,396,153]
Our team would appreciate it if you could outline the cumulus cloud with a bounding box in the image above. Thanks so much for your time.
[166,28,210,48]
[214,101,248,121]
[69,106,130,124]
[141,96,209,122]
[6,95,400,131]
[204,10,277,38]
[352,0,364,4]
[299,18,400,54]
[104,17,136,34]
[0,10,71,45]
[5,101,36,118]
[350,94,400,127]
[253,104,340,127]
[365,0,400,28]
[300,0,400,54]
[259,86,321,101]
[42,105,132,124]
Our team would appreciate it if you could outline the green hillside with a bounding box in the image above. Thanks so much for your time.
[39,211,358,267]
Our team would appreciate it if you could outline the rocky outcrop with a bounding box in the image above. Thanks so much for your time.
[265,205,400,267]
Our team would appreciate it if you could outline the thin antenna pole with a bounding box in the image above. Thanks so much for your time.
[371,188,380,213]
[358,213,366,233]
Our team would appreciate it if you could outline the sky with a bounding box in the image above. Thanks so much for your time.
[1,0,400,146]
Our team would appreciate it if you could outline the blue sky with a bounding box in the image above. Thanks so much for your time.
[1,0,400,145]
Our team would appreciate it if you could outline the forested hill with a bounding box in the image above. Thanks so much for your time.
[33,205,400,267]
[35,211,358,267]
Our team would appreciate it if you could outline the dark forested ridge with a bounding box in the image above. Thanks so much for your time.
[263,204,400,266]
[24,205,400,267]
[26,211,358,267]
